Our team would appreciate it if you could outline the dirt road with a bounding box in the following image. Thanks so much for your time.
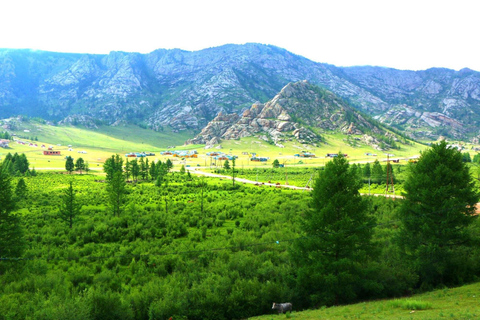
[186,167,404,199]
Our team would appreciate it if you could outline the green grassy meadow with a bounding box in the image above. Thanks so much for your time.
[250,281,480,319]
[3,122,480,319]
[1,123,199,170]
[1,121,432,172]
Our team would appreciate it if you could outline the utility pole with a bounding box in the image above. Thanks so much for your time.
[385,154,395,197]
[284,160,289,185]
[304,172,314,191]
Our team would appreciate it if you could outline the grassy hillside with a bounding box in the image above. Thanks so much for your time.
[1,120,431,171]
[250,281,480,319]
[1,122,199,169]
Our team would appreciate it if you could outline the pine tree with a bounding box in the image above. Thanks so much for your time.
[224,160,230,170]
[139,157,146,180]
[0,164,24,259]
[75,157,85,174]
[145,158,150,180]
[397,141,480,289]
[125,158,131,181]
[371,159,383,184]
[103,154,126,216]
[130,159,139,183]
[59,181,82,228]
[156,174,169,214]
[104,154,123,182]
[165,159,173,172]
[15,178,28,200]
[363,162,371,179]
[291,154,376,307]
[272,159,280,168]
[157,162,168,184]
[65,156,74,174]
[106,171,126,217]
[14,154,29,175]
[149,161,157,181]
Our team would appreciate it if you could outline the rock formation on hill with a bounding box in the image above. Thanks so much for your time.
[186,81,398,149]
[1,44,480,139]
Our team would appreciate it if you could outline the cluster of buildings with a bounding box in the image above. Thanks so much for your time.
[0,139,10,148]
[206,151,237,161]
[250,156,269,162]
[43,150,61,156]
[160,150,198,158]
[125,152,156,158]
[294,151,316,158]
[325,153,347,158]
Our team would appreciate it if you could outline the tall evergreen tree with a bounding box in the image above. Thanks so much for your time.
[149,161,157,181]
[223,160,230,170]
[103,155,126,216]
[145,158,150,180]
[397,141,480,289]
[74,157,85,174]
[125,158,131,181]
[272,159,280,168]
[59,181,82,228]
[157,162,168,184]
[104,154,123,182]
[15,178,28,200]
[363,162,371,179]
[165,159,173,172]
[14,154,29,175]
[371,159,383,184]
[2,159,14,176]
[106,171,126,217]
[139,157,146,180]
[0,163,25,259]
[130,159,140,183]
[65,156,74,174]
[156,174,169,214]
[291,154,376,307]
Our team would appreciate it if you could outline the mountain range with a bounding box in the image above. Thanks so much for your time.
[186,80,402,150]
[1,43,479,140]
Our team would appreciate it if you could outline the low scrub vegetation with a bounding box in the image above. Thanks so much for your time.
[1,141,480,319]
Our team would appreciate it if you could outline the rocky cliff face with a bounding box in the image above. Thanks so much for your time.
[1,45,480,139]
[187,81,396,149]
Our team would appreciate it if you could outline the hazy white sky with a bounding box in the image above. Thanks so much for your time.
[0,0,478,71]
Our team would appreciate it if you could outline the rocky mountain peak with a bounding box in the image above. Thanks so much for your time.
[186,81,393,149]
[1,44,480,140]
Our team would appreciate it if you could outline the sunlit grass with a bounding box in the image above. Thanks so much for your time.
[250,282,480,319]
[2,121,428,171]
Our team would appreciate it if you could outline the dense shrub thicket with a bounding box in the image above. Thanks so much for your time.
[1,145,480,319]
[0,173,309,319]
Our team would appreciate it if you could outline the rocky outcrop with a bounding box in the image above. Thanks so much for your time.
[186,81,395,148]
[58,114,99,129]
[185,112,240,145]
[1,45,480,139]
[377,104,466,139]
